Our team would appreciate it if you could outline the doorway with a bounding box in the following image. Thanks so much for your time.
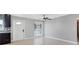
[34,21,44,37]
[77,20,79,42]
[12,19,25,41]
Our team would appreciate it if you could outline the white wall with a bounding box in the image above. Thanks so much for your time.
[45,14,79,42]
[24,19,34,39]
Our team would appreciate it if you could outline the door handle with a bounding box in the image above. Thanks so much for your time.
[22,29,24,32]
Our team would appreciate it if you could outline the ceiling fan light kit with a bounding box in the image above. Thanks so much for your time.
[42,14,52,21]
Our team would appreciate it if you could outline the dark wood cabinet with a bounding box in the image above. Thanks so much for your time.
[0,33,11,44]
[4,14,11,27]
[0,14,11,45]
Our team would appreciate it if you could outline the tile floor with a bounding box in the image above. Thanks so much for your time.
[8,37,75,45]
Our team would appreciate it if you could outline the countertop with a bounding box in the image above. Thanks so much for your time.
[0,31,11,33]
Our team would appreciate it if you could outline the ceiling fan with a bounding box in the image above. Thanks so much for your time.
[42,14,52,21]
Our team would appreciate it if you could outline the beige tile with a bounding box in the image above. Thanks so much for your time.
[8,37,75,45]
[10,39,33,45]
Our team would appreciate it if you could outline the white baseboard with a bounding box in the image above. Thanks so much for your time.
[45,36,77,44]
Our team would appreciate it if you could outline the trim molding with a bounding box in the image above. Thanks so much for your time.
[45,36,77,44]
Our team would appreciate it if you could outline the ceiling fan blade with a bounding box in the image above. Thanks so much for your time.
[48,18,52,20]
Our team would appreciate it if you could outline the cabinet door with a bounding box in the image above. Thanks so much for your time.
[0,34,2,44]
[4,14,11,27]
[0,33,11,44]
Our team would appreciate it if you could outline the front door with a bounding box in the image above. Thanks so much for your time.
[13,19,25,41]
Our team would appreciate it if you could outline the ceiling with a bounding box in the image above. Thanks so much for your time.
[12,14,68,20]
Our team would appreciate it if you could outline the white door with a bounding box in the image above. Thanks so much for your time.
[13,19,25,41]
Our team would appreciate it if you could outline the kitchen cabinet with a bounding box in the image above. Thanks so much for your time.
[4,14,11,27]
[0,33,11,44]
[0,14,11,45]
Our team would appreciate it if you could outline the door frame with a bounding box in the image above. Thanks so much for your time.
[34,21,44,37]
[11,17,25,41]
[77,20,79,42]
